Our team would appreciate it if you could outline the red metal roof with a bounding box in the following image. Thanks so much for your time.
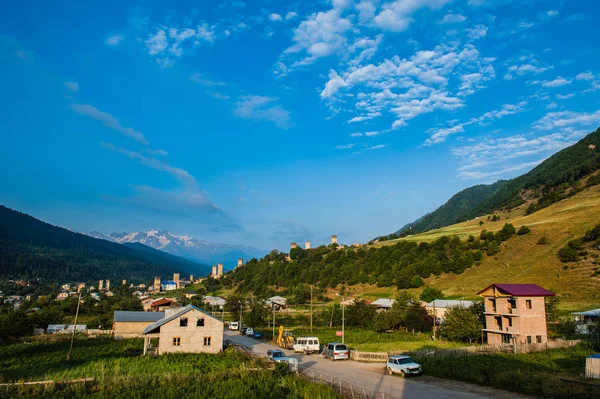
[478,283,555,297]
[150,298,177,307]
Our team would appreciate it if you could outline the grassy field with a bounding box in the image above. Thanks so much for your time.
[369,185,600,310]
[0,338,341,399]
[291,327,467,352]
[414,342,600,398]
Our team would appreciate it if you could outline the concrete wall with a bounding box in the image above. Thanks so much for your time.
[114,321,154,339]
[158,309,223,354]
[483,295,549,345]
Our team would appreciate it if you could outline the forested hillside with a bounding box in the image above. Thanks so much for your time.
[0,206,205,283]
[222,223,524,295]
[383,128,600,238]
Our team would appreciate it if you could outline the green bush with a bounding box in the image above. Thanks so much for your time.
[517,225,531,235]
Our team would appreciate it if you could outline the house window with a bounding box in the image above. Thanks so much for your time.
[502,334,511,344]
[536,335,542,343]
[527,336,532,344]
[197,318,205,327]
[203,336,212,346]
[180,318,188,327]
[173,337,181,346]
[509,299,517,309]
[508,318,513,327]
[526,300,532,309]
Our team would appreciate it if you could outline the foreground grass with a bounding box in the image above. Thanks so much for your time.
[0,338,341,399]
[414,342,600,399]
[292,327,467,352]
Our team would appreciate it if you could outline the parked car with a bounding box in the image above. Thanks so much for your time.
[322,342,349,361]
[293,337,320,354]
[245,327,254,337]
[240,327,248,335]
[267,349,291,363]
[228,321,239,331]
[253,331,263,339]
[386,356,422,377]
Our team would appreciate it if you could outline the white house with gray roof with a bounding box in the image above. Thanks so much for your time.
[142,305,224,355]
[425,299,475,322]
[371,298,396,310]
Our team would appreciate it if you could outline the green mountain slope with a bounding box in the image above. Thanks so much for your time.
[0,205,208,283]
[389,127,600,237]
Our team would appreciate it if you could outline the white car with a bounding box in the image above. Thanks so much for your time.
[228,322,239,331]
[293,337,320,354]
[386,356,423,377]
[267,349,291,363]
[245,327,254,336]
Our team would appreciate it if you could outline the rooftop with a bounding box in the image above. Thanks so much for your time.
[371,298,395,308]
[426,299,475,308]
[143,304,222,335]
[114,311,165,323]
[478,283,555,297]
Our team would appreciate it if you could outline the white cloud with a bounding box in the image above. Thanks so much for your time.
[285,11,299,20]
[233,96,291,129]
[269,13,283,22]
[105,34,124,46]
[145,30,168,56]
[190,73,226,86]
[442,13,466,23]
[467,25,487,40]
[555,93,575,100]
[576,72,594,81]
[337,143,355,149]
[156,57,175,68]
[144,23,216,66]
[372,0,451,32]
[64,81,79,92]
[517,21,534,29]
[206,91,231,100]
[368,144,386,150]
[533,110,600,130]
[144,148,169,156]
[365,131,380,137]
[546,10,559,17]
[350,132,363,137]
[507,63,549,76]
[71,104,149,145]
[540,76,572,88]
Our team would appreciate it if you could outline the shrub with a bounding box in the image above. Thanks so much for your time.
[537,236,549,245]
[420,287,445,303]
[583,223,600,242]
[517,225,531,235]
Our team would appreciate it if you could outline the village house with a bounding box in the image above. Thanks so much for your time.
[266,295,288,310]
[478,283,554,345]
[113,310,165,339]
[371,298,395,310]
[203,296,226,309]
[183,291,199,299]
[150,298,178,312]
[161,280,177,291]
[142,305,224,355]
[426,299,475,322]
[572,308,600,334]
[56,292,69,301]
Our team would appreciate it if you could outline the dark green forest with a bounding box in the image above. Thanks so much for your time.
[383,128,600,239]
[0,206,207,283]
[222,223,525,296]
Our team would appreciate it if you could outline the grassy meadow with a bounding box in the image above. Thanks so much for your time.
[370,184,600,309]
[414,342,600,398]
[0,338,341,399]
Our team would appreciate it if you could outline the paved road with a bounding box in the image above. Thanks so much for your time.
[225,330,529,399]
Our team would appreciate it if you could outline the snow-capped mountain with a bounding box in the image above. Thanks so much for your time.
[88,230,267,270]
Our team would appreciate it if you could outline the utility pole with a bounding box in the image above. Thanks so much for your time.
[239,302,243,335]
[432,301,436,341]
[310,285,313,334]
[336,293,345,344]
[272,306,275,341]
[67,290,82,361]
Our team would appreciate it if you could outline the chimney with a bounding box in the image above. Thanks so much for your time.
[174,273,180,288]
[122,279,127,286]
[237,258,243,268]
[331,235,338,245]
[190,274,194,282]
[105,280,111,291]
[217,263,223,276]
[98,280,104,291]
[290,242,297,249]
[154,276,161,293]
[305,241,311,250]
[212,265,217,276]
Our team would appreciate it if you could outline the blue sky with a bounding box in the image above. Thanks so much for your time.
[1,0,599,251]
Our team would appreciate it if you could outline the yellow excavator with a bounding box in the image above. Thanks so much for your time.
[276,325,295,349]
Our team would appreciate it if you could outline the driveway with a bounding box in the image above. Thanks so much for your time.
[225,330,529,399]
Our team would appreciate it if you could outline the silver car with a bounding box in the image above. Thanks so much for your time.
[322,342,349,361]
[386,356,422,377]
[267,349,290,363]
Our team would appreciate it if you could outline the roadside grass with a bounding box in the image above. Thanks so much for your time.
[369,185,600,308]
[414,342,600,398]
[292,327,467,352]
[0,338,341,399]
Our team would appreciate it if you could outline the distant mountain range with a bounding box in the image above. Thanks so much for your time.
[0,206,209,283]
[384,127,600,237]
[88,230,267,270]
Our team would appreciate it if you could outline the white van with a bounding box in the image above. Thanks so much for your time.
[228,321,239,331]
[293,337,320,354]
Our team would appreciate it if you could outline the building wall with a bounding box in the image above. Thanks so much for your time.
[114,321,155,339]
[483,295,549,344]
[158,309,223,354]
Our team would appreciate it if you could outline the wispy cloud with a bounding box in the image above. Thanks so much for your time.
[190,73,226,86]
[144,23,216,67]
[533,110,600,130]
[71,103,149,145]
[105,34,124,46]
[233,96,291,129]
[64,81,79,92]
